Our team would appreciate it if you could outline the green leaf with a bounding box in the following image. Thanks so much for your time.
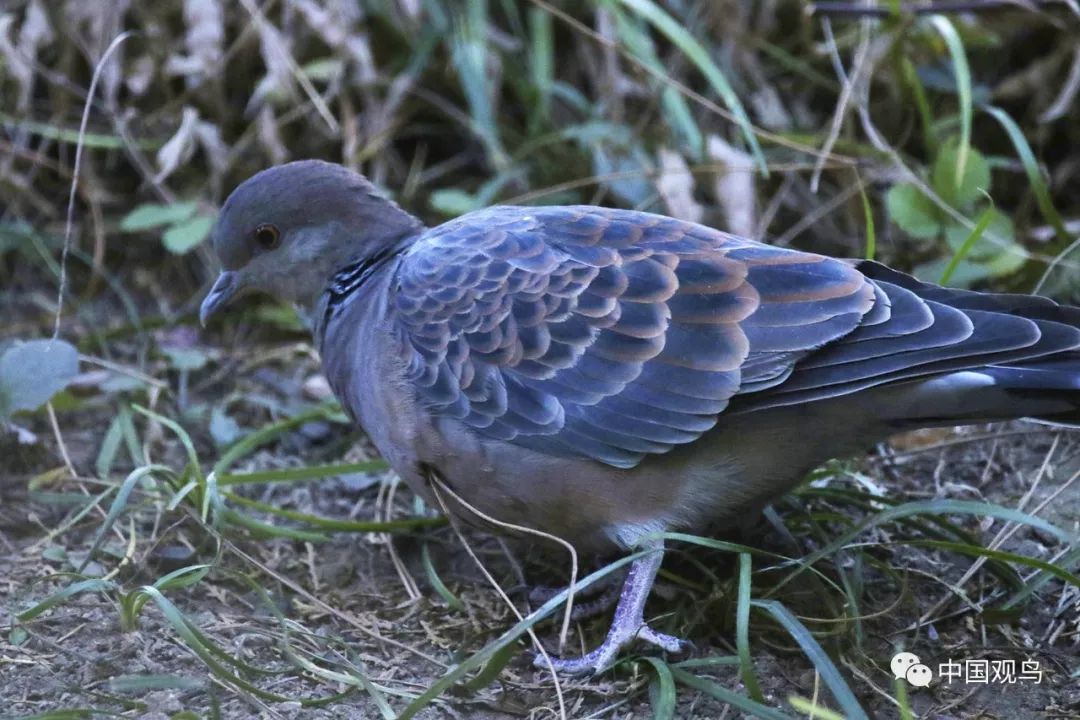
[751,600,869,719]
[302,57,344,82]
[788,697,847,720]
[120,202,197,232]
[9,626,28,646]
[209,407,243,447]
[592,142,654,207]
[932,144,990,207]
[527,6,554,122]
[641,657,677,720]
[162,347,209,372]
[449,0,505,166]
[429,189,482,216]
[17,578,116,622]
[942,209,1025,281]
[857,180,876,260]
[886,184,941,239]
[669,667,791,719]
[42,546,67,562]
[0,339,79,419]
[735,553,765,702]
[253,303,305,332]
[979,244,1028,278]
[914,257,987,288]
[608,7,703,159]
[162,215,213,254]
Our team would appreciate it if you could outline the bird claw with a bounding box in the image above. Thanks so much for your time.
[531,540,688,675]
[533,622,692,675]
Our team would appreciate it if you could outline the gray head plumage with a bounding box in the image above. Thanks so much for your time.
[200,160,423,325]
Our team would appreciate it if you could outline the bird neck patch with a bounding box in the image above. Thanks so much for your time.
[325,245,403,312]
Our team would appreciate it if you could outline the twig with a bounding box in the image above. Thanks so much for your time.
[428,476,569,720]
[235,0,340,134]
[426,473,580,655]
[54,31,132,341]
[46,401,76,478]
[812,16,872,192]
[811,1,1066,17]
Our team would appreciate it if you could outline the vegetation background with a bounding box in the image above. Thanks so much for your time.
[1,1,1078,718]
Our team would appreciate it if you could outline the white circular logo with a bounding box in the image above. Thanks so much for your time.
[906,663,933,687]
[890,652,921,680]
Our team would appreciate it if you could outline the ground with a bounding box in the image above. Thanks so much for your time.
[2,344,1078,718]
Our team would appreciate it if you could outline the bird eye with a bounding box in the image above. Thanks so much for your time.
[254,223,281,250]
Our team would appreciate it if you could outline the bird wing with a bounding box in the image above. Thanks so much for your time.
[390,205,875,468]
[730,261,1080,413]
[390,206,1080,468]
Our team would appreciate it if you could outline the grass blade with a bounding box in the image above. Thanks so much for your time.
[610,0,766,173]
[133,404,202,482]
[79,465,170,572]
[928,16,972,189]
[750,600,868,720]
[984,104,1072,244]
[421,542,465,611]
[736,553,765,702]
[668,666,791,719]
[17,578,116,622]
[212,403,344,476]
[940,202,994,284]
[397,554,641,720]
[857,175,876,260]
[217,460,389,486]
[639,657,676,720]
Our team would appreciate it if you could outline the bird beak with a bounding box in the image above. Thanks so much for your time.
[200,271,240,327]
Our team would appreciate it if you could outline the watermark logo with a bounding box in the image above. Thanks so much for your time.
[890,652,933,687]
[891,652,1043,688]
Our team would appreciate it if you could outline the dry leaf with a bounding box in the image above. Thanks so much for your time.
[165,0,224,87]
[707,135,757,238]
[292,0,375,84]
[126,54,156,96]
[0,0,54,111]
[64,0,130,107]
[257,105,288,166]
[194,118,228,179]
[183,0,224,78]
[155,107,200,184]
[1039,45,1080,124]
[654,148,703,223]
[247,17,296,112]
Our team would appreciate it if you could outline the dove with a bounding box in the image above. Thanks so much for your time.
[200,159,1080,674]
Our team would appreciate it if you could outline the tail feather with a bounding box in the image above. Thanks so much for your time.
[983,358,1080,425]
[851,262,1080,427]
[736,261,1080,426]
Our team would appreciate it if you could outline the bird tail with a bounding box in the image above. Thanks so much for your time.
[846,262,1080,429]
[886,355,1080,429]
[979,357,1080,425]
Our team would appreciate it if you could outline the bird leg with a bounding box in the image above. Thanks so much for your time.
[536,541,690,675]
[528,573,624,621]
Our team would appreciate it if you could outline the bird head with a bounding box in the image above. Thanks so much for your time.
[199,160,422,326]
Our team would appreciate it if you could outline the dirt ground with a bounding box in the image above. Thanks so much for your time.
[2,396,1078,718]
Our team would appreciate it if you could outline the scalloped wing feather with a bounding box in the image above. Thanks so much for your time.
[390,206,875,468]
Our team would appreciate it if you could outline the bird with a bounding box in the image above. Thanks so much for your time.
[200,159,1080,675]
